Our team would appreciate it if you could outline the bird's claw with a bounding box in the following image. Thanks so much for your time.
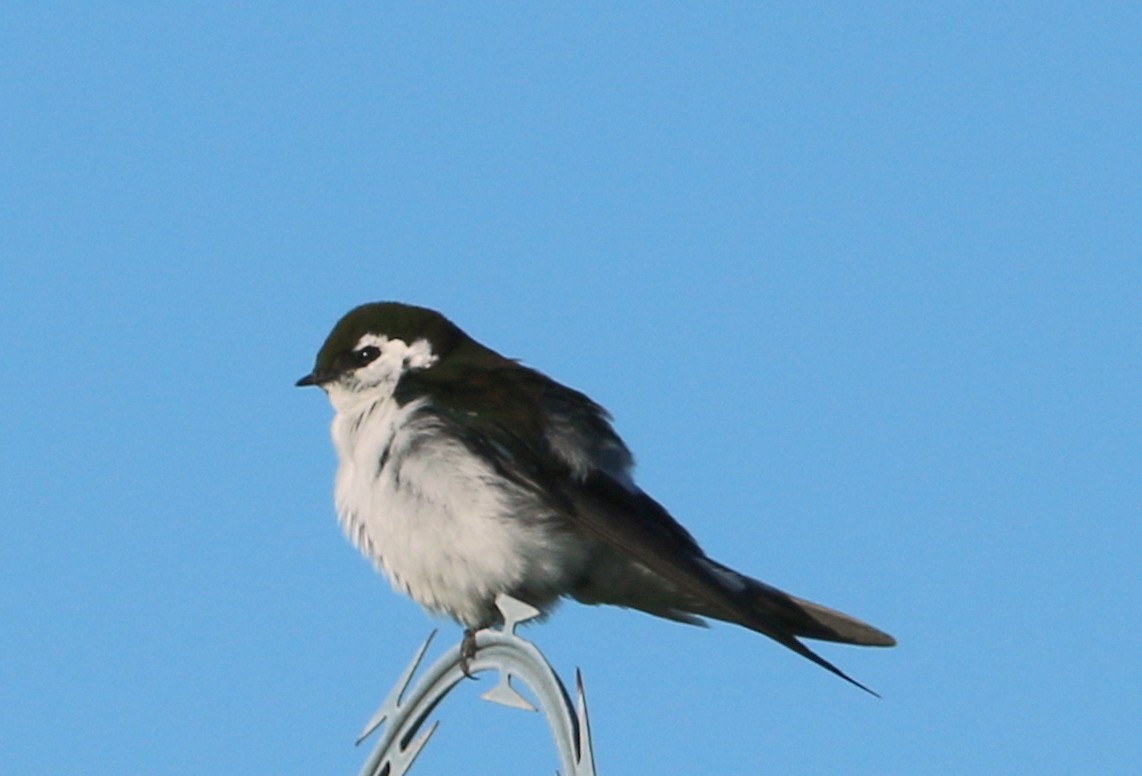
[459,628,479,679]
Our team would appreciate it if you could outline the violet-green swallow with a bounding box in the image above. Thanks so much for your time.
[298,302,894,692]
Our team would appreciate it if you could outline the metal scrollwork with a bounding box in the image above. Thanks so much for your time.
[355,595,597,776]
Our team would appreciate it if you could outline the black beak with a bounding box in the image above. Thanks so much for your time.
[298,367,339,387]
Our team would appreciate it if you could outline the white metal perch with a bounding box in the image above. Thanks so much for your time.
[355,594,596,776]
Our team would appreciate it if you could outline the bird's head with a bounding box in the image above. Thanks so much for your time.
[296,302,477,411]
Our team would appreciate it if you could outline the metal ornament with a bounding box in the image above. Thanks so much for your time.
[356,594,597,776]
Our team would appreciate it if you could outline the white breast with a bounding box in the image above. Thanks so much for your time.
[330,395,586,627]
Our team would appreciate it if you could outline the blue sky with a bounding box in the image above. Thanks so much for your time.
[2,3,1139,773]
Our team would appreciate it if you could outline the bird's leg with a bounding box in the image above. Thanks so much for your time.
[459,627,479,679]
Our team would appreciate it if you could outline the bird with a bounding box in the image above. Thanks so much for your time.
[297,301,895,692]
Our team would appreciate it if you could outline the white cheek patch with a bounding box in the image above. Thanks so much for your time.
[402,338,438,370]
[327,333,436,411]
[348,333,438,389]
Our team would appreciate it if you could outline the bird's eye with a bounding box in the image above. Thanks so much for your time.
[353,345,381,367]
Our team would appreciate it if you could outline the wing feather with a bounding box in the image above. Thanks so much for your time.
[398,359,890,693]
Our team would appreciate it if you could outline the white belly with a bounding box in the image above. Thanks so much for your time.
[331,397,585,626]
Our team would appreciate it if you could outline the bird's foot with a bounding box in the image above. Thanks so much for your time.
[459,627,479,679]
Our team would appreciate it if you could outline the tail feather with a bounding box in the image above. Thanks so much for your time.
[694,563,895,695]
[751,617,885,697]
[563,469,892,692]
[751,580,897,647]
